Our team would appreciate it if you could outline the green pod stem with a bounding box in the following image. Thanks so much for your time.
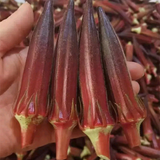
[79,0,114,159]
[98,7,146,147]
[48,0,78,159]
[14,0,54,148]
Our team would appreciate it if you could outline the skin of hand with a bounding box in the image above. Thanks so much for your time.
[0,2,144,158]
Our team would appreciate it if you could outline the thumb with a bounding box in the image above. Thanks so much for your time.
[0,2,34,57]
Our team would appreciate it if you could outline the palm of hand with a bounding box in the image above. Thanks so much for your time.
[0,48,27,156]
[0,48,57,157]
[0,4,54,156]
[0,2,144,158]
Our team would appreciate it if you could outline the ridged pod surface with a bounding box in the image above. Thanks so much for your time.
[98,7,146,147]
[14,0,54,148]
[79,0,114,159]
[48,0,78,159]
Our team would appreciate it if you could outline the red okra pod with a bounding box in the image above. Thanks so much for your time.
[98,7,146,147]
[125,41,133,61]
[133,37,150,71]
[114,20,125,32]
[118,31,153,44]
[156,3,160,14]
[148,101,160,134]
[111,17,121,28]
[14,0,54,147]
[79,0,114,159]
[93,1,117,15]
[0,10,11,21]
[142,112,153,142]
[131,26,160,39]
[94,0,131,24]
[115,152,138,160]
[136,5,155,20]
[48,0,78,159]
[133,146,160,158]
[118,146,151,160]
[126,0,139,12]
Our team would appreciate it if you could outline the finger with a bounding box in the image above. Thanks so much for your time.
[0,2,33,57]
[127,62,144,80]
[132,81,140,94]
[26,126,84,151]
[15,121,84,153]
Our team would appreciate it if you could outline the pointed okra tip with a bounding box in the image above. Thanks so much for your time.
[97,7,113,31]
[97,7,105,19]
[40,0,53,17]
[58,0,75,33]
[33,0,54,33]
[84,0,93,13]
[97,7,119,47]
[86,0,93,5]
[64,0,75,21]
[68,0,74,9]
[44,0,53,9]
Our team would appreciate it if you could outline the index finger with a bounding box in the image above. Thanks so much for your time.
[0,2,34,58]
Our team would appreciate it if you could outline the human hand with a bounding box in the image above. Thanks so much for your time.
[0,3,144,158]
